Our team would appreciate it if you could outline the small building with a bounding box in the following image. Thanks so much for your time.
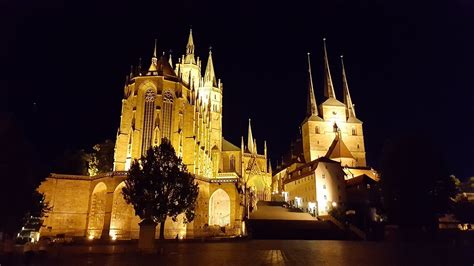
[283,157,346,216]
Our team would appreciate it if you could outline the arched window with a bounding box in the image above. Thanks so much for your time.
[351,126,356,136]
[230,155,235,171]
[161,90,173,141]
[315,126,320,134]
[141,89,155,155]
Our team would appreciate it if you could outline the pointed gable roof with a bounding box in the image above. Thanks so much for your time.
[325,135,354,159]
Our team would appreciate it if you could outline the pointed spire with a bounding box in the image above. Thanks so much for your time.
[204,47,217,87]
[323,38,336,98]
[306,52,318,117]
[168,50,173,68]
[186,28,194,54]
[149,40,158,72]
[247,118,254,154]
[184,28,196,64]
[241,136,244,152]
[341,55,356,118]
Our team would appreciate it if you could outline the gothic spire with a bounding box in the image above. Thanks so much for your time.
[168,50,173,68]
[341,55,356,118]
[323,38,336,99]
[204,47,217,87]
[247,118,254,154]
[148,39,158,72]
[306,52,318,117]
[184,28,196,64]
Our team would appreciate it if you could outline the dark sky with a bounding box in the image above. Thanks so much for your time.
[1,0,473,180]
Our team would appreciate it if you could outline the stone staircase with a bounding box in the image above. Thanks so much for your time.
[247,201,360,240]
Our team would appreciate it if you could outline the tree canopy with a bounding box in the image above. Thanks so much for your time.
[88,139,114,175]
[122,138,199,239]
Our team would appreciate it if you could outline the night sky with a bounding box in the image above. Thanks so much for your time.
[2,0,473,181]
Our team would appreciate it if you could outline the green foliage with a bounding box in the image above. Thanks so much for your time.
[122,139,199,238]
[88,139,114,175]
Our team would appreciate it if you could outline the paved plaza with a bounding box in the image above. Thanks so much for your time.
[1,240,473,265]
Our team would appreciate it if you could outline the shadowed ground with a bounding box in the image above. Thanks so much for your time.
[1,240,472,265]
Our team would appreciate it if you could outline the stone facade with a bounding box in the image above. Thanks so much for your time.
[38,30,271,240]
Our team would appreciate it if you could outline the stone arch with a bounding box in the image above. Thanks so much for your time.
[209,189,231,227]
[109,182,134,239]
[87,182,107,239]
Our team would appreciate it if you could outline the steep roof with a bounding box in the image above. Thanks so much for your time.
[222,138,240,151]
[326,135,354,159]
[321,97,345,107]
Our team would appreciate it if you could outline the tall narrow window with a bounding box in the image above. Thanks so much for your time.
[315,126,320,134]
[142,89,155,155]
[230,155,235,171]
[352,126,356,136]
[161,90,173,141]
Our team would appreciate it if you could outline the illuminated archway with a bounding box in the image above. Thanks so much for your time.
[209,189,230,227]
[110,182,134,239]
[87,182,107,239]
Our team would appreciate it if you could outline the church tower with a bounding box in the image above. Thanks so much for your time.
[301,39,366,167]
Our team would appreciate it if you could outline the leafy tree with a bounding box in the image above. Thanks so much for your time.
[122,138,199,239]
[88,139,114,175]
[380,135,457,236]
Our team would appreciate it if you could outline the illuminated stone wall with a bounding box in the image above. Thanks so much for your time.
[283,159,346,215]
[38,33,270,240]
[302,100,366,167]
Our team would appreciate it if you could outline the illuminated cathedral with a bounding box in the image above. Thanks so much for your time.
[38,30,272,240]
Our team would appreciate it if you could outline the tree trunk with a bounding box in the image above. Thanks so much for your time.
[159,218,166,240]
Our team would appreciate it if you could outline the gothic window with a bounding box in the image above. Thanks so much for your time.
[161,90,174,141]
[315,126,320,134]
[333,123,338,133]
[141,89,155,155]
[357,144,360,149]
[230,155,235,171]
[352,126,356,136]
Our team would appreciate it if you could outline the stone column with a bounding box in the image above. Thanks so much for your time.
[101,190,114,240]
